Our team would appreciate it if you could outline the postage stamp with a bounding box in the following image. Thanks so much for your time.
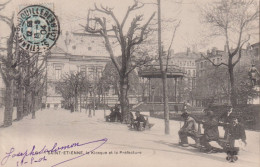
[17,5,60,53]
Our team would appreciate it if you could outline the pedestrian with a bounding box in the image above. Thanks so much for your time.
[228,117,247,148]
[200,110,219,153]
[178,112,200,147]
[133,111,146,130]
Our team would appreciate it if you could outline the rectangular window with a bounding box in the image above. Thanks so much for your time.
[97,67,103,79]
[55,66,62,80]
[88,67,94,81]
[80,66,86,76]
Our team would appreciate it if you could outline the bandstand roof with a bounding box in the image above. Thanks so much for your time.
[139,64,185,78]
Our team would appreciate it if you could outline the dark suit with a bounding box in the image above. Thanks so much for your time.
[228,123,246,147]
[200,117,219,150]
[134,114,146,130]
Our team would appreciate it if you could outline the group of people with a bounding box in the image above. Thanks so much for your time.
[130,111,147,130]
[106,104,122,122]
[106,104,147,130]
[178,107,247,153]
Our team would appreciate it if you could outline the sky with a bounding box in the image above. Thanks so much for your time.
[0,0,259,53]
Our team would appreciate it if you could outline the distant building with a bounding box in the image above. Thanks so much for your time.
[170,48,200,106]
[195,43,259,107]
[45,32,138,109]
[45,32,111,108]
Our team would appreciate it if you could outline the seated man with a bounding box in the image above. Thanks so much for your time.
[178,112,200,147]
[228,117,247,148]
[200,110,219,153]
[106,107,116,122]
[133,111,146,130]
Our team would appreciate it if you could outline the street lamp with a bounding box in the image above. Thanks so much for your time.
[88,84,93,117]
[151,86,155,112]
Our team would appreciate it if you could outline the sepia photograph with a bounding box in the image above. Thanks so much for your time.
[0,0,259,166]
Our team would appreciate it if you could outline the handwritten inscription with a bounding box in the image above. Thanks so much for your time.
[1,138,108,167]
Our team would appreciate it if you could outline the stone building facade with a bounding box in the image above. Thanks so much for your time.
[45,32,111,108]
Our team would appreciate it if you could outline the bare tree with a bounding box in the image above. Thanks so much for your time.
[201,0,259,106]
[57,72,89,112]
[0,2,16,126]
[85,0,155,122]
[0,1,47,124]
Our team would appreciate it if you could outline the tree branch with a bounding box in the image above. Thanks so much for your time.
[131,12,156,46]
[233,35,251,67]
[0,15,12,27]
[0,0,11,11]
[121,0,144,28]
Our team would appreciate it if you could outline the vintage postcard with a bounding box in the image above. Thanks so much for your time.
[0,0,259,167]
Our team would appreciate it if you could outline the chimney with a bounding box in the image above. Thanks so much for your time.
[212,47,217,55]
[187,47,191,56]
[224,44,228,53]
[207,49,210,56]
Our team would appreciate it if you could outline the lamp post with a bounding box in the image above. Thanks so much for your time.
[88,84,93,118]
[151,86,155,112]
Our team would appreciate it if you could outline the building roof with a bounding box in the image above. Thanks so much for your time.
[139,64,185,78]
[251,42,260,49]
[50,31,116,58]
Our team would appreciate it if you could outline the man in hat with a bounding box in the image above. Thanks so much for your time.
[133,111,146,130]
[200,110,219,153]
[178,112,200,147]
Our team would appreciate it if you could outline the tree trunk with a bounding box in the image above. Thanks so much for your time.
[74,87,78,112]
[80,92,82,112]
[24,87,30,116]
[93,91,96,116]
[16,85,24,120]
[228,64,237,106]
[31,92,36,119]
[162,72,170,134]
[119,76,129,123]
[3,80,14,127]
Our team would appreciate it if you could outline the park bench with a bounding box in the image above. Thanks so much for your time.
[195,121,239,152]
[129,115,155,131]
